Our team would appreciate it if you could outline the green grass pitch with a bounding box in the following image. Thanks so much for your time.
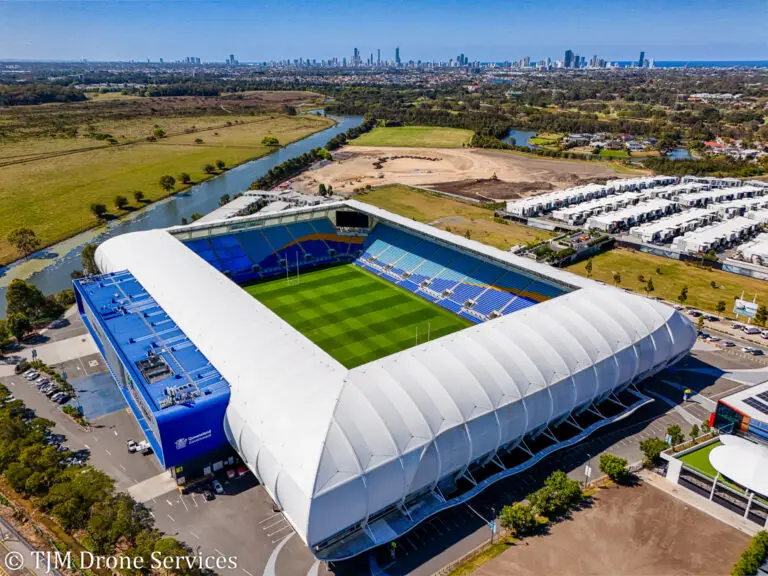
[243,263,472,369]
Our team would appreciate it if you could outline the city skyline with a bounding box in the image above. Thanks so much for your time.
[1,0,767,62]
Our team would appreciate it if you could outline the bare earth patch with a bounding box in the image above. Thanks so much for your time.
[291,146,633,198]
[475,483,749,576]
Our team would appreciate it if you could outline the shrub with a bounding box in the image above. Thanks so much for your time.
[499,502,537,535]
[640,437,669,466]
[731,531,768,576]
[599,453,630,484]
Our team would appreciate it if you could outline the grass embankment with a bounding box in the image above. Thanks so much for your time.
[445,538,517,576]
[350,126,473,148]
[356,184,555,250]
[0,113,333,266]
[528,132,563,147]
[245,264,470,368]
[566,248,768,314]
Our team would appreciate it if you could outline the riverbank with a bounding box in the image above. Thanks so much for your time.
[0,116,363,317]
[0,113,335,266]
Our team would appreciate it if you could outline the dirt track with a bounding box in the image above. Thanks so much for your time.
[475,483,749,576]
[291,146,636,199]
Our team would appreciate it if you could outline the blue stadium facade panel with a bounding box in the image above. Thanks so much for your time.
[74,271,231,473]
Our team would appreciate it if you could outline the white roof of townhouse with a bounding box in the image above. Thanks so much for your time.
[629,208,716,236]
[587,198,674,226]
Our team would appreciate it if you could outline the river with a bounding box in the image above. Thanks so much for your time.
[0,115,363,317]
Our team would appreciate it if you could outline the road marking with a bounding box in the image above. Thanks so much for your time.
[179,496,189,512]
[167,514,175,522]
[166,499,173,507]
[263,533,294,576]
[84,443,90,449]
[119,464,127,471]
[191,494,198,507]
[243,570,254,576]
[262,517,286,530]
[267,525,292,538]
[149,511,155,518]
[258,512,282,524]
[189,531,200,540]
[306,561,320,576]
[105,449,112,456]
[214,548,225,557]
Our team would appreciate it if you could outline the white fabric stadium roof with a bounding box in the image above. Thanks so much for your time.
[96,202,696,555]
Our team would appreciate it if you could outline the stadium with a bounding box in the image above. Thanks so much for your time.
[73,199,696,560]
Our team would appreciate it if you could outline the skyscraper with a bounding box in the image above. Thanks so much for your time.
[353,47,360,66]
[637,51,645,68]
[564,49,574,68]
[395,47,401,66]
[377,48,381,66]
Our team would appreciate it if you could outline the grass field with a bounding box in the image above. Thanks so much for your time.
[678,441,720,478]
[566,248,768,314]
[244,264,471,368]
[0,113,333,265]
[356,185,555,250]
[350,126,473,148]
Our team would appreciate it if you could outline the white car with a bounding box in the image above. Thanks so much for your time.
[25,371,39,381]
[212,479,224,495]
[744,326,761,335]
[707,335,721,342]
[126,439,138,453]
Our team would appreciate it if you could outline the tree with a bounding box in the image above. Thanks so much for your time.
[690,424,700,442]
[215,159,226,170]
[7,228,40,258]
[133,190,145,202]
[178,172,191,185]
[612,272,621,286]
[528,471,583,519]
[599,453,630,484]
[756,305,768,328]
[318,183,327,197]
[499,502,537,535]
[640,437,669,466]
[202,164,216,175]
[0,320,11,354]
[716,300,726,314]
[637,274,645,283]
[677,286,688,306]
[189,213,203,222]
[585,259,593,278]
[710,280,718,289]
[219,194,230,207]
[6,279,47,319]
[667,424,684,451]
[697,315,705,331]
[281,104,297,116]
[6,313,31,342]
[645,278,654,296]
[90,203,108,219]
[701,420,711,435]
[153,127,166,138]
[194,138,203,144]
[656,267,662,275]
[261,135,280,146]
[159,175,176,192]
[114,195,128,210]
[464,229,472,240]
[81,243,99,276]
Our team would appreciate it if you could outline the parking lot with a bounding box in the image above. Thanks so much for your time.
[3,312,768,576]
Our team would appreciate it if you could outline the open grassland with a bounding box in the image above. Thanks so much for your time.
[566,248,768,314]
[350,126,473,148]
[244,264,470,368]
[355,184,555,250]
[0,113,333,265]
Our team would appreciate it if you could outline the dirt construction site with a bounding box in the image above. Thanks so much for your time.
[291,146,639,200]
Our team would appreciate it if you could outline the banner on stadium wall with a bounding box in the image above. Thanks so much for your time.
[733,298,758,318]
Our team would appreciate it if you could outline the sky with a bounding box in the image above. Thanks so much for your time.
[1,0,767,63]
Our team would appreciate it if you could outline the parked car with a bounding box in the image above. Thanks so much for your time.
[761,331,768,340]
[45,387,61,398]
[688,310,703,318]
[732,322,745,330]
[744,326,761,335]
[704,314,720,322]
[126,439,138,453]
[237,466,247,477]
[226,469,236,480]
[137,440,152,455]
[212,479,224,495]
[719,341,735,348]
[707,335,721,342]
[674,304,684,310]
[25,371,39,381]
[50,393,65,403]
[203,490,215,501]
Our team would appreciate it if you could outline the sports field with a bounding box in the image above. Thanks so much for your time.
[244,264,471,369]
[350,126,473,148]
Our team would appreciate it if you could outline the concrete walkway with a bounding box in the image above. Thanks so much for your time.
[639,469,759,537]
[0,334,98,377]
[128,472,179,503]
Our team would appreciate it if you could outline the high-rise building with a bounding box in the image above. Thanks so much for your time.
[637,51,645,68]
[229,54,235,65]
[377,48,381,66]
[564,49,574,68]
[395,47,401,65]
[353,47,360,66]
[159,58,164,64]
